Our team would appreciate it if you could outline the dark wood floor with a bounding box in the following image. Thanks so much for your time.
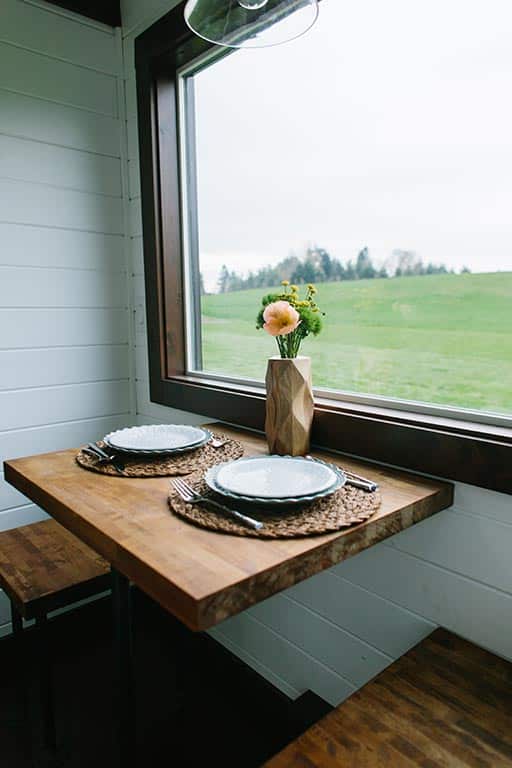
[265,629,512,767]
[2,589,330,768]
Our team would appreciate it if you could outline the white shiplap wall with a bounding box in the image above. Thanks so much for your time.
[0,0,134,631]
[121,0,512,709]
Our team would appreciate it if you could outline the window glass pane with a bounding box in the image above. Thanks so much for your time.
[183,0,512,417]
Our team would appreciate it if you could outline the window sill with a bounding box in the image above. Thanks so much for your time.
[150,373,512,496]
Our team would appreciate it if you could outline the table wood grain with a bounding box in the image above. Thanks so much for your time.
[3,424,453,631]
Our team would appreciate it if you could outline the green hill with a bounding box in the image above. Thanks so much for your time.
[200,272,512,415]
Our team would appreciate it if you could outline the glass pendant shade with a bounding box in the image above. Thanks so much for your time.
[184,0,319,49]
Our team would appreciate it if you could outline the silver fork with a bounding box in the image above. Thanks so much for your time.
[84,443,126,475]
[171,477,264,531]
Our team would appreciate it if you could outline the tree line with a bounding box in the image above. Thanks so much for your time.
[215,246,469,294]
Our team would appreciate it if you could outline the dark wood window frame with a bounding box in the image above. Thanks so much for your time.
[135,2,512,496]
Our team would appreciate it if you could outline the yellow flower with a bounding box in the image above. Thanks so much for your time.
[281,280,290,286]
[290,284,298,292]
[263,301,301,337]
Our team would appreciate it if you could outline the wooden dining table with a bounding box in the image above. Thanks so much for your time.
[4,423,453,767]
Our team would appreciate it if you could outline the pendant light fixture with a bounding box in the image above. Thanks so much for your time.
[184,0,319,49]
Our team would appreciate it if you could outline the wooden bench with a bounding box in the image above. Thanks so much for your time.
[0,519,110,758]
[264,628,512,767]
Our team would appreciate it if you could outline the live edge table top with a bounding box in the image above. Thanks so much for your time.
[3,424,453,632]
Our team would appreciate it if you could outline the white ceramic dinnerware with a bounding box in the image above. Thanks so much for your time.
[205,455,345,505]
[103,424,212,455]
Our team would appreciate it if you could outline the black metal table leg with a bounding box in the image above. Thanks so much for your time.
[111,568,135,768]
[11,601,35,768]
[35,613,57,758]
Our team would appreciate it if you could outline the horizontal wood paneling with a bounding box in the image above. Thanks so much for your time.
[0,503,48,532]
[0,346,129,390]
[0,178,123,233]
[335,544,512,661]
[0,2,131,543]
[125,76,137,118]
[128,158,140,197]
[127,118,139,160]
[248,594,391,688]
[288,570,435,659]
[0,308,129,348]
[0,380,130,431]
[135,379,211,424]
[129,196,142,236]
[453,482,512,524]
[0,0,119,74]
[209,626,301,700]
[0,41,118,116]
[0,223,124,271]
[131,235,144,275]
[0,413,131,463]
[212,612,356,707]
[0,89,121,156]
[0,472,31,512]
[0,134,122,196]
[388,507,512,595]
[0,266,127,308]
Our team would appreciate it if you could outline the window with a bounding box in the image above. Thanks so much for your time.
[179,0,512,424]
[135,1,512,493]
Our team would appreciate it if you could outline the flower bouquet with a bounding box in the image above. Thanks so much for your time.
[257,282,324,456]
[256,282,323,358]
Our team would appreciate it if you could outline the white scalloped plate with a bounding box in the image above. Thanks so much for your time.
[103,424,212,455]
[205,456,345,505]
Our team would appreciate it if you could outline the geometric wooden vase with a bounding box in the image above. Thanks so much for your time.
[265,356,314,456]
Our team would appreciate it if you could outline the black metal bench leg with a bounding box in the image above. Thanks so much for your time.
[11,601,35,767]
[35,614,57,759]
[112,568,135,768]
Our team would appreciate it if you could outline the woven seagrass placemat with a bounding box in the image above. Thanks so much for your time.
[168,471,381,539]
[76,433,244,478]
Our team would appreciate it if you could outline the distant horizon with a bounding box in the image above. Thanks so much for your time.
[201,258,510,294]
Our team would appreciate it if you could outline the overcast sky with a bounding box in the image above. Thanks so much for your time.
[191,0,512,292]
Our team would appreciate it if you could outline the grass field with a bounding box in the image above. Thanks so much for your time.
[200,272,512,415]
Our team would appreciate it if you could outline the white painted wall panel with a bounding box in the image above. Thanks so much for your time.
[1,0,119,74]
[0,42,118,116]
[0,179,123,233]
[287,570,435,658]
[0,223,124,271]
[248,594,392,687]
[454,483,512,524]
[0,414,131,464]
[0,90,121,156]
[388,508,512,594]
[131,236,144,275]
[335,544,512,661]
[0,266,127,308]
[210,613,356,707]
[0,0,132,593]
[0,134,122,196]
[128,159,140,198]
[0,308,128,348]
[0,380,130,431]
[0,472,30,511]
[0,503,48,533]
[0,346,129,390]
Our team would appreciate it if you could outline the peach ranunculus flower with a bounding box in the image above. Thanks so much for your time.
[263,301,301,337]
